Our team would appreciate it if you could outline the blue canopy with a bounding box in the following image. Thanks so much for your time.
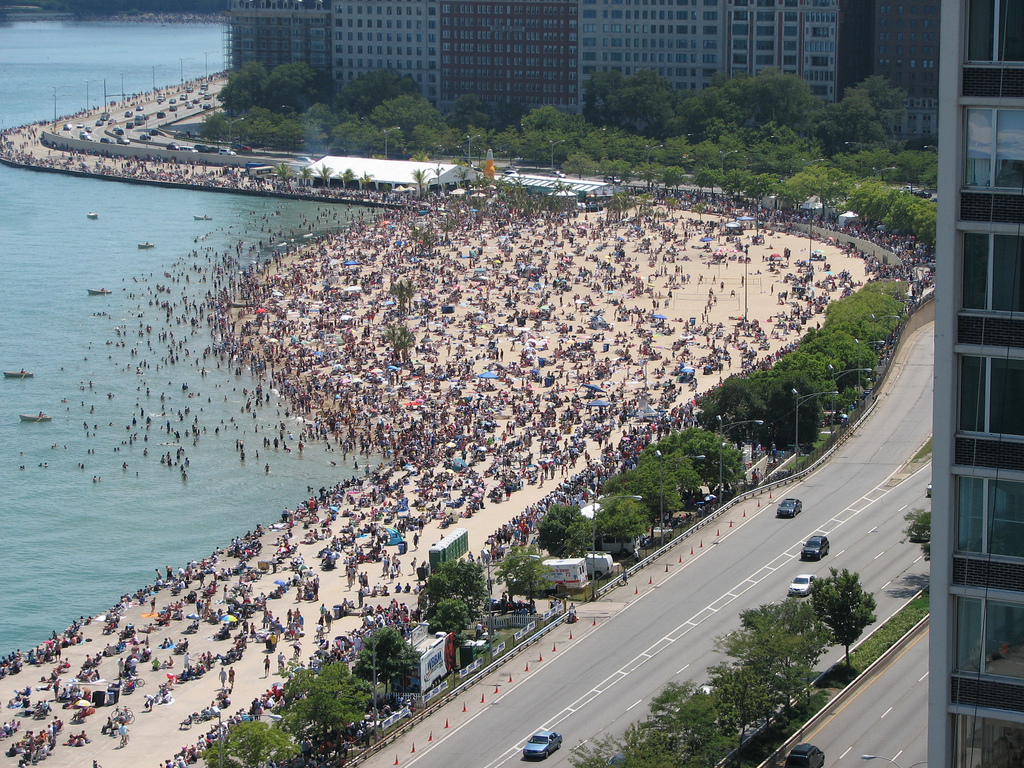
[588,400,611,407]
[477,371,499,379]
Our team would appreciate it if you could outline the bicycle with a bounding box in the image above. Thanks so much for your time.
[113,706,134,724]
[119,731,130,748]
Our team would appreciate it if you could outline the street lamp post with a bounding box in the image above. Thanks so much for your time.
[51,84,71,126]
[466,133,481,167]
[549,138,566,170]
[655,450,666,545]
[84,80,90,112]
[860,755,927,768]
[151,64,166,93]
[716,417,764,499]
[383,126,399,160]
[720,149,739,170]
[204,50,216,78]
[179,57,195,85]
[792,389,839,464]
[119,72,126,101]
[580,495,642,596]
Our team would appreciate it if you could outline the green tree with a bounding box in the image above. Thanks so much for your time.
[494,544,552,600]
[278,663,371,745]
[811,568,877,665]
[353,627,421,693]
[537,504,584,555]
[647,681,733,767]
[313,163,334,188]
[388,278,416,315]
[411,167,430,196]
[217,61,268,113]
[210,720,298,768]
[718,601,829,714]
[263,62,330,113]
[382,323,415,363]
[272,162,295,182]
[902,507,931,560]
[423,559,489,621]
[708,661,773,760]
[428,598,470,636]
[336,70,419,116]
[369,95,445,142]
[447,94,492,132]
[569,722,675,768]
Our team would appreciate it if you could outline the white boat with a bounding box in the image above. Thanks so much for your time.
[193,215,212,221]
[87,212,99,219]
[87,288,112,296]
[3,370,34,379]
[20,413,51,422]
[138,242,155,249]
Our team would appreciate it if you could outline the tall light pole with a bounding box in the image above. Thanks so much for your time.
[466,133,481,167]
[383,126,399,160]
[119,71,126,100]
[151,64,166,93]
[655,450,666,544]
[793,389,838,463]
[179,57,195,85]
[84,79,90,112]
[549,138,566,170]
[204,50,215,78]
[51,84,71,126]
[720,149,739,170]
[716,417,763,498]
[580,494,641,595]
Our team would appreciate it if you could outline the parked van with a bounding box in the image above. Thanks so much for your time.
[542,558,588,589]
[584,553,615,579]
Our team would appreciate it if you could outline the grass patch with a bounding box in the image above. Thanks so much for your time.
[817,592,929,689]
[913,437,933,462]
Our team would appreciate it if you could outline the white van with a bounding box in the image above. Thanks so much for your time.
[584,553,615,579]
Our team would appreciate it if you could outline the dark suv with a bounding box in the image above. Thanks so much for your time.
[801,535,830,560]
[777,498,803,518]
[784,743,824,768]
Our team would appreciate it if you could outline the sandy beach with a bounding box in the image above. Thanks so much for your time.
[0,76,941,768]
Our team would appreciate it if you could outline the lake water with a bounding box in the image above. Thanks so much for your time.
[0,21,362,653]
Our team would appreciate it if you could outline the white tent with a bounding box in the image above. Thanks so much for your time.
[301,156,473,188]
[837,211,860,227]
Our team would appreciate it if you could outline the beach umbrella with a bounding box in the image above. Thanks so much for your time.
[700,236,714,242]
[738,215,755,221]
[186,613,201,620]
[222,615,239,623]
[477,371,499,379]
[75,699,91,708]
[343,260,360,266]
[588,400,611,407]
[274,580,288,586]
[581,383,604,392]
[652,314,668,321]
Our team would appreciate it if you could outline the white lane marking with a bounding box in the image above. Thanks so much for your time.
[626,699,644,711]
[874,550,886,560]
[881,706,894,719]
[675,664,690,675]
[919,671,929,682]
[840,747,852,759]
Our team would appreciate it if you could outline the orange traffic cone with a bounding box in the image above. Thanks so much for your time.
[552,642,557,652]
[481,693,486,704]
[717,528,720,536]
[648,575,653,584]
[665,564,669,572]
[569,630,573,640]
[678,555,682,563]
[509,674,513,683]
[634,586,638,594]
[690,547,694,555]
[592,617,597,626]
[445,719,450,729]
[462,702,467,712]
[539,652,544,662]
[729,520,733,528]
[700,539,703,548]
[394,756,400,765]
[494,684,500,694]
[411,743,416,754]
[525,661,530,672]
[428,731,433,742]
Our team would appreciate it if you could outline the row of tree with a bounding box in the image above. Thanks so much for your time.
[210,64,937,192]
[571,569,877,768]
[696,281,910,453]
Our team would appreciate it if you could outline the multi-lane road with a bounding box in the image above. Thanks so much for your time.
[364,326,934,768]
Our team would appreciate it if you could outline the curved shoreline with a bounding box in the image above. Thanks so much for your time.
[0,155,402,209]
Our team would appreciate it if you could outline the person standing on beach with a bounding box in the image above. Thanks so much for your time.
[264,656,270,678]
[227,667,235,692]
[219,667,227,690]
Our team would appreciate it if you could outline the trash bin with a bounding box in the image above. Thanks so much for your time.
[602,343,610,352]
[416,565,429,582]
[397,541,408,555]
[544,376,555,388]
[538,357,547,367]
[333,604,344,620]
[92,689,106,707]
[442,305,454,315]
[106,687,120,705]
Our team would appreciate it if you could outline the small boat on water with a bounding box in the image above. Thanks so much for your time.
[193,215,212,221]
[87,288,112,296]
[138,242,155,249]
[3,370,34,379]
[20,413,52,422]
[87,212,99,219]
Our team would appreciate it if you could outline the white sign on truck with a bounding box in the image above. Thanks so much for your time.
[542,557,589,588]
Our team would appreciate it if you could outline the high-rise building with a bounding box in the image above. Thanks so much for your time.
[228,0,869,109]
[931,0,1024,764]
[872,1,940,137]
[228,0,332,72]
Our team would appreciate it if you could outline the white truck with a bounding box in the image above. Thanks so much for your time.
[542,558,589,589]
[584,552,615,579]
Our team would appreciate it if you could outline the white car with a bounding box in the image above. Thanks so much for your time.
[788,574,816,597]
